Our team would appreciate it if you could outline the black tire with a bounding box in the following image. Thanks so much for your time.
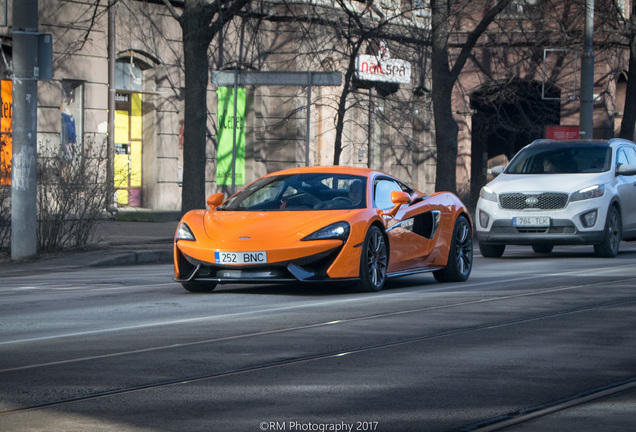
[356,225,388,292]
[532,244,553,254]
[434,215,473,282]
[594,206,621,258]
[181,281,217,293]
[479,241,505,258]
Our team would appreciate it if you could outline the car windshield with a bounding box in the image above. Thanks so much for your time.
[505,143,612,174]
[219,173,367,211]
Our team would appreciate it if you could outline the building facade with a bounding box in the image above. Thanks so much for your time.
[0,0,632,213]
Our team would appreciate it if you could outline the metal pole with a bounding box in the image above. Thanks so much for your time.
[11,0,39,260]
[305,72,311,166]
[580,0,594,139]
[107,0,117,209]
[367,87,375,169]
[231,71,237,193]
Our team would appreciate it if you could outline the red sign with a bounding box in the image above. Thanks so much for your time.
[355,55,411,84]
[545,125,579,140]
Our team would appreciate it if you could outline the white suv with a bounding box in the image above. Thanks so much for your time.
[476,138,636,258]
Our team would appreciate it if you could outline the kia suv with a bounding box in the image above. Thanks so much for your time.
[476,138,636,257]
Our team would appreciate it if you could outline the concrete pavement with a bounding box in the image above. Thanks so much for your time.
[0,212,178,277]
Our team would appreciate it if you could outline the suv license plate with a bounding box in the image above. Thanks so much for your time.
[513,216,550,227]
[214,251,267,264]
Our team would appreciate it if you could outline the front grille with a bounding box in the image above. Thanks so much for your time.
[499,193,569,210]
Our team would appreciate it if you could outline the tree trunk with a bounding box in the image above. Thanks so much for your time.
[620,3,636,141]
[181,2,213,213]
[431,0,459,193]
[430,0,512,193]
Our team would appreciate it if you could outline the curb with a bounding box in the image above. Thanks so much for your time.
[91,249,173,267]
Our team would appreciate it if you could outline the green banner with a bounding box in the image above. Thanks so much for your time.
[216,87,245,186]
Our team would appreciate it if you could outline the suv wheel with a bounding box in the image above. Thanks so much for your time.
[479,242,505,258]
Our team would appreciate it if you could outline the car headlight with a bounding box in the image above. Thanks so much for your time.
[176,222,196,241]
[302,221,350,241]
[571,184,605,202]
[480,186,497,202]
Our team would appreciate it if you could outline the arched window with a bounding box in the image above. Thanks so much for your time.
[113,57,149,206]
[616,72,627,117]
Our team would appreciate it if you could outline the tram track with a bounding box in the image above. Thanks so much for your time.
[460,377,636,431]
[2,288,635,418]
[1,258,635,431]
[1,271,635,371]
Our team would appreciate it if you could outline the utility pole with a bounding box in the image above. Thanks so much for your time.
[580,0,594,139]
[11,0,39,260]
[107,0,117,207]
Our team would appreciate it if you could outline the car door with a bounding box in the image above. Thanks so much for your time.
[374,178,433,273]
[615,146,636,232]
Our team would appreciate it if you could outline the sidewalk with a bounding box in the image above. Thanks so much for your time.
[0,212,179,277]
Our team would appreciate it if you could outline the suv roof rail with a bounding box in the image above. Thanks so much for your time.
[530,139,555,145]
[607,137,636,145]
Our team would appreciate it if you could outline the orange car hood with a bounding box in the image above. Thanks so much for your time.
[202,210,348,245]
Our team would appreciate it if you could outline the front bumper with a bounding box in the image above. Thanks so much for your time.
[174,244,352,284]
[476,196,609,246]
[476,219,605,245]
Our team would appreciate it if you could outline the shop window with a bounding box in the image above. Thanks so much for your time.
[60,80,83,162]
[114,59,144,206]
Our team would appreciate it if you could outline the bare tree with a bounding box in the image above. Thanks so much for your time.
[619,0,636,140]
[162,0,250,213]
[431,0,513,194]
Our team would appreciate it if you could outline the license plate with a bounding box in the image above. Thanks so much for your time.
[513,216,550,227]
[214,251,267,265]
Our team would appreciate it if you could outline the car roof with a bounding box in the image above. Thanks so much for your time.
[263,165,384,178]
[527,138,635,149]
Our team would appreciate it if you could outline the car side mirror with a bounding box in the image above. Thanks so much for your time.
[490,165,504,177]
[616,163,636,177]
[206,192,225,210]
[382,191,411,217]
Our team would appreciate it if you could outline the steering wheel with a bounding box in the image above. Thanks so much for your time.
[332,196,354,205]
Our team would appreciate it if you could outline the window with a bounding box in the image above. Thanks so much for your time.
[220,173,367,211]
[414,0,430,17]
[617,147,636,166]
[374,179,403,210]
[116,61,143,91]
[506,144,611,174]
[502,0,541,19]
[60,80,84,162]
[616,0,629,20]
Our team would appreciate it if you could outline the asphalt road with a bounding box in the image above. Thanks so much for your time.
[1,243,635,432]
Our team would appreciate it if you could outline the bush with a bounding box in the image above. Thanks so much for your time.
[0,139,113,255]
[36,142,113,253]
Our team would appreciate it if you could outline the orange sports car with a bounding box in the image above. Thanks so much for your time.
[174,166,473,292]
